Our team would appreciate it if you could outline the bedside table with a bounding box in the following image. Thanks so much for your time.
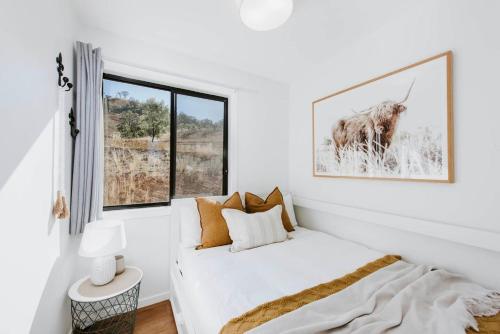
[68,266,143,334]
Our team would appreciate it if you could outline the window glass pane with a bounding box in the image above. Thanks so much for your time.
[175,94,225,198]
[103,78,170,206]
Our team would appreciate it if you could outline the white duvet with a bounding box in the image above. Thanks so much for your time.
[178,227,384,334]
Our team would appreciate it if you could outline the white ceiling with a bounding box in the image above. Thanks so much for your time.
[73,0,408,83]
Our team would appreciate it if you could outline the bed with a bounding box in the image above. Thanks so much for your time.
[169,197,500,334]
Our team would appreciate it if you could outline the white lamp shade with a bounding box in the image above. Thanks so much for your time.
[79,220,127,258]
[240,0,293,31]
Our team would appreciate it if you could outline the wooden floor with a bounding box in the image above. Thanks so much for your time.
[135,301,178,334]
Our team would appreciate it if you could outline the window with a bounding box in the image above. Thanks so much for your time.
[103,74,228,209]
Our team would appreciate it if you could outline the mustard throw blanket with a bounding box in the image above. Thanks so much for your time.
[221,255,500,334]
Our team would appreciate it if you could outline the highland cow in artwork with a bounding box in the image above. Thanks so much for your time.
[332,80,414,158]
[313,52,453,182]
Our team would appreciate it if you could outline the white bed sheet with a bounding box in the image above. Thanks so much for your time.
[177,227,384,334]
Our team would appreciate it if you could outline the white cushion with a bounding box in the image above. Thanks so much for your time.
[222,205,288,252]
[179,201,202,248]
[283,193,298,227]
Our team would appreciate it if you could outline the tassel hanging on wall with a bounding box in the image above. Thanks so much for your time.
[53,190,70,219]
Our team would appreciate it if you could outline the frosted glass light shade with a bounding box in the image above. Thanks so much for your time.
[240,0,293,31]
[79,220,126,258]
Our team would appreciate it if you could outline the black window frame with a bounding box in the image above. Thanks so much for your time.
[102,73,229,211]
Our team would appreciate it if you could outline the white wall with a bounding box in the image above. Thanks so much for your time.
[117,213,171,307]
[72,26,291,306]
[289,0,500,234]
[0,0,79,333]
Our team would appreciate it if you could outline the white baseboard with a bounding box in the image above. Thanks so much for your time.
[138,291,170,308]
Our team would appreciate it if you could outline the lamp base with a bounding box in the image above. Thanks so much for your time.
[90,255,116,286]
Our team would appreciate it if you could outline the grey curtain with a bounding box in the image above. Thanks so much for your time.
[70,41,104,234]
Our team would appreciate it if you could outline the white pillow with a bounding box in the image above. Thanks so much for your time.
[222,205,288,252]
[179,201,202,248]
[283,193,298,227]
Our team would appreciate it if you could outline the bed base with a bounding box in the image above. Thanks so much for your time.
[170,263,197,334]
[170,198,207,334]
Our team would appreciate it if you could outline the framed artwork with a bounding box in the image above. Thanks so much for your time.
[312,51,454,183]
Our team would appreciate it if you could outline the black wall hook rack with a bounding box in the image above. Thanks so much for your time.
[56,52,73,92]
[69,108,80,139]
[57,52,78,139]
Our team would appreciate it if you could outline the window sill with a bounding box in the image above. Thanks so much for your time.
[103,206,172,220]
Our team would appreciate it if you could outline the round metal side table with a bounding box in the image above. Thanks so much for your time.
[68,266,143,334]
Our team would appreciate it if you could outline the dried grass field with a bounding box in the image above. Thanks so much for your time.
[104,100,224,207]
[315,127,447,180]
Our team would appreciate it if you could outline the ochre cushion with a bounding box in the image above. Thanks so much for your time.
[196,192,244,249]
[245,187,295,232]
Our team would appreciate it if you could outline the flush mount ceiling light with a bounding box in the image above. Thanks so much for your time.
[240,0,294,31]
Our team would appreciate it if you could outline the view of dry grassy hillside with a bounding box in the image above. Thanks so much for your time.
[103,87,224,207]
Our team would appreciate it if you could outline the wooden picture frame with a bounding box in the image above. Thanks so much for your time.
[312,51,454,183]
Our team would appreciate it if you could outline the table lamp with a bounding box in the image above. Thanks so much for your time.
[79,219,127,286]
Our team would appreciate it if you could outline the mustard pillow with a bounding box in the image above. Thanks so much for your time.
[196,192,244,249]
[245,187,295,232]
